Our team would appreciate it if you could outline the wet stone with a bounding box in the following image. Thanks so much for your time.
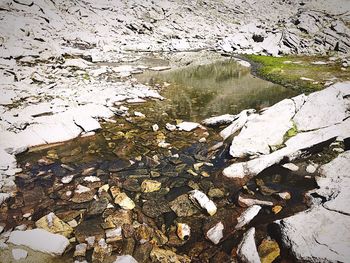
[170,194,200,217]
[104,209,133,228]
[74,243,87,258]
[135,224,153,244]
[122,238,136,255]
[122,178,141,192]
[122,224,135,238]
[75,218,105,245]
[71,185,96,203]
[87,197,109,216]
[141,179,161,193]
[208,188,225,198]
[142,199,171,218]
[92,238,112,263]
[258,239,280,263]
[35,212,73,238]
[150,247,191,263]
[133,242,153,262]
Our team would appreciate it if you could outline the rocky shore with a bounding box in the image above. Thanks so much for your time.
[1,0,350,262]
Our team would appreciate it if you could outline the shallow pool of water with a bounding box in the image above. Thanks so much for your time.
[6,57,311,263]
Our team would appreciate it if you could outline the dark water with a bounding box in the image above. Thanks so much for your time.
[7,58,313,263]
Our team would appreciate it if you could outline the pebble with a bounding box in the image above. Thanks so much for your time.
[306,164,317,173]
[152,124,159,132]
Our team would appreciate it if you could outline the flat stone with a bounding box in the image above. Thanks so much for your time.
[276,206,350,262]
[170,194,200,217]
[220,109,255,140]
[237,228,260,263]
[114,193,135,210]
[92,238,112,263]
[75,219,105,244]
[141,179,161,193]
[142,199,171,218]
[74,243,87,258]
[150,247,190,263]
[8,229,69,255]
[177,122,200,132]
[104,209,132,228]
[258,239,280,263]
[282,163,299,171]
[35,212,73,237]
[238,195,273,207]
[201,114,237,127]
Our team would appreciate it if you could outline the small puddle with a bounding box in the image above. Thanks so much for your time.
[4,57,315,262]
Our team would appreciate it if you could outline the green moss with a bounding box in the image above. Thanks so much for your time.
[245,55,350,93]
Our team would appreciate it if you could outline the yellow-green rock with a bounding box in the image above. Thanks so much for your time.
[141,179,161,193]
[35,212,73,237]
[258,239,280,263]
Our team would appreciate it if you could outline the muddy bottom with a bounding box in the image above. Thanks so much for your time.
[1,57,318,262]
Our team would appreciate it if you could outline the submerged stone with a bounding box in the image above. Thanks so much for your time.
[114,193,135,210]
[170,194,200,217]
[258,239,280,263]
[141,179,161,193]
[35,212,73,238]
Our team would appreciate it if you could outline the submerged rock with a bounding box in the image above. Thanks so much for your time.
[114,193,135,210]
[141,179,161,193]
[237,228,261,263]
[8,229,69,255]
[92,238,112,263]
[258,239,280,263]
[238,195,274,207]
[170,194,200,217]
[150,247,190,263]
[35,212,73,238]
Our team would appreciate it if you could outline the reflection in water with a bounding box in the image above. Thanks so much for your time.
[137,60,298,122]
